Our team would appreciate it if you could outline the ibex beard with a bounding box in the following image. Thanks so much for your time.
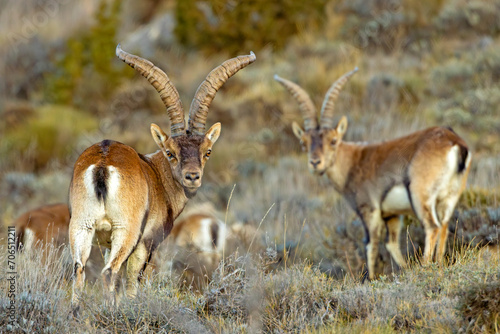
[68,45,255,312]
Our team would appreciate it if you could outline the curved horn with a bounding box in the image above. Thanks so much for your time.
[116,44,186,137]
[274,75,317,131]
[188,52,256,136]
[320,67,358,129]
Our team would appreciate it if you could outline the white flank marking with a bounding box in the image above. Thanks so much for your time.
[381,185,411,213]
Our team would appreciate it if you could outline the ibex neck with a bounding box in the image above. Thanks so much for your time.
[147,151,189,218]
[326,142,361,193]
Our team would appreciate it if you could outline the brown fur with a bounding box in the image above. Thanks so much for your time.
[69,49,253,311]
[296,123,471,279]
[13,203,113,283]
[14,203,70,251]
[279,72,471,279]
[169,211,260,291]
[69,126,220,308]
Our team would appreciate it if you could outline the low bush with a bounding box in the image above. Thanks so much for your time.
[457,281,500,333]
[0,105,98,172]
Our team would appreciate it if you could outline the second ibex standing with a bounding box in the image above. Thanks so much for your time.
[275,68,471,280]
[69,45,255,310]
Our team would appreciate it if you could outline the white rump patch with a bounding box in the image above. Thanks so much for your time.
[84,164,96,197]
[199,218,216,252]
[195,218,227,253]
[216,220,228,254]
[381,185,412,214]
[447,145,459,173]
[106,166,120,200]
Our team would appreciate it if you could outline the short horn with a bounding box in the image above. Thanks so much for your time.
[188,52,256,136]
[116,44,186,137]
[320,67,358,129]
[274,74,317,131]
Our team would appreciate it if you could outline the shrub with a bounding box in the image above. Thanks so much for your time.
[429,61,476,98]
[174,0,326,55]
[435,0,500,36]
[262,264,340,331]
[457,281,500,333]
[44,0,132,111]
[336,0,444,52]
[0,105,98,172]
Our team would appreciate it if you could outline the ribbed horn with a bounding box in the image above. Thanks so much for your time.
[274,74,318,131]
[320,67,358,129]
[116,44,186,137]
[188,52,256,136]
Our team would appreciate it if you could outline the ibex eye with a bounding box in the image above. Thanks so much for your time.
[205,150,211,157]
[331,139,337,145]
[166,151,173,158]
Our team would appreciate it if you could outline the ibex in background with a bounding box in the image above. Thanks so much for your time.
[275,69,471,280]
[14,203,104,282]
[69,45,255,310]
[169,206,260,291]
[14,203,70,252]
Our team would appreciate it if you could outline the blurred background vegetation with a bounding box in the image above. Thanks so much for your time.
[0,0,499,311]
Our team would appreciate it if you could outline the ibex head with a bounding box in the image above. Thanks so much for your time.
[117,45,256,195]
[274,68,357,174]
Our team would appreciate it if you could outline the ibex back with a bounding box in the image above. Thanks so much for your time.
[69,45,255,310]
[275,69,471,280]
[169,208,260,291]
[14,203,69,253]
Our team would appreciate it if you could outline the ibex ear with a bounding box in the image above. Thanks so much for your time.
[151,123,168,150]
[205,122,221,144]
[292,121,304,140]
[336,116,348,137]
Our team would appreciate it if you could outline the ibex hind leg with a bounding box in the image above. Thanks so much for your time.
[435,183,463,263]
[125,242,150,299]
[101,226,139,307]
[414,199,440,264]
[69,218,96,311]
[407,174,441,264]
[427,144,471,263]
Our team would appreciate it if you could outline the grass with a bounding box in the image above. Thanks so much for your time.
[1,0,500,332]
[0,241,498,332]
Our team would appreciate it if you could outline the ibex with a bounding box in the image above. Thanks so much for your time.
[275,69,471,279]
[14,203,70,252]
[14,203,103,282]
[69,45,255,309]
[169,207,259,290]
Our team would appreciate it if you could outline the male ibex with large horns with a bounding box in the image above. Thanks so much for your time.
[69,45,255,310]
[275,69,471,280]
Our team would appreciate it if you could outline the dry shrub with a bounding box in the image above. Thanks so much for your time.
[174,0,326,55]
[84,295,208,333]
[435,0,500,36]
[457,281,500,333]
[1,37,53,101]
[198,256,250,319]
[1,104,98,172]
[1,101,35,131]
[0,243,70,333]
[262,264,339,331]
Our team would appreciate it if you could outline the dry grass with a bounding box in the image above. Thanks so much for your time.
[0,240,498,332]
[1,0,500,332]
